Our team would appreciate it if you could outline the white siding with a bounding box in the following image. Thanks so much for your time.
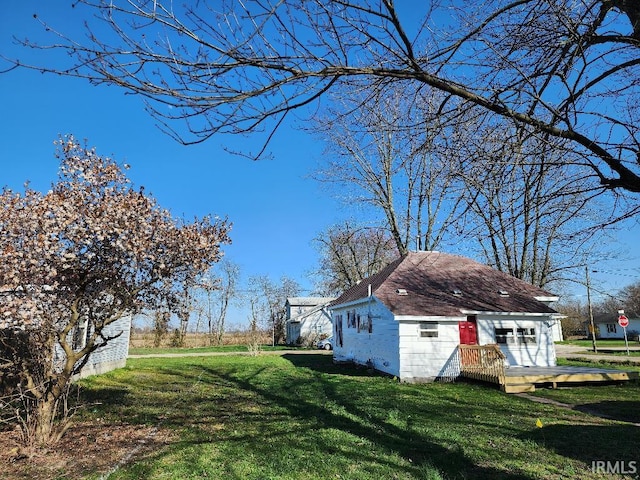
[476,316,556,367]
[398,319,461,382]
[299,310,332,338]
[597,319,640,339]
[332,298,400,377]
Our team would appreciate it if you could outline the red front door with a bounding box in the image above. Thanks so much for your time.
[459,319,478,345]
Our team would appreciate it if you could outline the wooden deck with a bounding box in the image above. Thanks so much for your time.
[458,345,639,393]
[502,365,639,393]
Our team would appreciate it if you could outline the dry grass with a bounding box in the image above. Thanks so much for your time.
[129,331,272,349]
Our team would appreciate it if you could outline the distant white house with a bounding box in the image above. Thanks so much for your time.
[285,297,335,345]
[590,314,640,340]
[330,251,562,382]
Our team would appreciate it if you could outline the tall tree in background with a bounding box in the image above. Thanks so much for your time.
[316,90,600,289]
[8,1,640,200]
[594,280,640,317]
[0,137,230,445]
[314,87,467,254]
[313,222,399,295]
[455,121,603,288]
[198,260,241,345]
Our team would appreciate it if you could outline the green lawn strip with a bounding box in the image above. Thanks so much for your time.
[557,339,640,348]
[128,344,296,356]
[77,355,637,479]
[574,350,640,357]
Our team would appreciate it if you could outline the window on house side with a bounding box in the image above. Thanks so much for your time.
[495,328,515,344]
[606,324,617,333]
[516,327,536,344]
[419,322,438,338]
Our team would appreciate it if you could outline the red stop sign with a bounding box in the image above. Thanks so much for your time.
[618,315,629,328]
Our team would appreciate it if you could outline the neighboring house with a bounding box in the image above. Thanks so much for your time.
[589,313,640,340]
[67,315,132,379]
[330,251,562,382]
[1,311,131,381]
[285,297,335,345]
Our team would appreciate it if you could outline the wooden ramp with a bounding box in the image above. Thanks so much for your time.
[458,345,638,393]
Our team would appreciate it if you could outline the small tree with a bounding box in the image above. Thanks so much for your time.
[248,275,300,345]
[0,136,230,445]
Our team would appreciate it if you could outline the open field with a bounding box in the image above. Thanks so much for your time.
[2,354,638,479]
[129,331,273,349]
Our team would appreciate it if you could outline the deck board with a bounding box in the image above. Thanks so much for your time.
[502,366,638,392]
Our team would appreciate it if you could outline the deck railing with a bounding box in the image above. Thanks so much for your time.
[458,344,506,385]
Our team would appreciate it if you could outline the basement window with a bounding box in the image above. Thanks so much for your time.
[419,322,438,338]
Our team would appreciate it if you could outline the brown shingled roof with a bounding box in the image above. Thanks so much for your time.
[331,251,557,316]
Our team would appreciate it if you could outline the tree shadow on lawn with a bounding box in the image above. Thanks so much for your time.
[190,364,537,479]
[77,358,627,479]
[520,423,640,467]
[573,400,640,424]
[281,352,376,376]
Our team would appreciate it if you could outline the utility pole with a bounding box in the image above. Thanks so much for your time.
[585,266,598,353]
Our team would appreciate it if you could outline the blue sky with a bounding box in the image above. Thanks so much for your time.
[0,2,348,327]
[1,2,639,327]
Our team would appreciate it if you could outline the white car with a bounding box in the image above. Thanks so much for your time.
[316,337,333,350]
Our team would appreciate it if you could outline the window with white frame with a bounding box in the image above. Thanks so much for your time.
[495,327,536,345]
[606,323,617,334]
[419,322,438,338]
[495,328,515,344]
[516,327,536,344]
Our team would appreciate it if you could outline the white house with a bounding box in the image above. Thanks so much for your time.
[330,251,562,382]
[0,312,131,382]
[591,313,640,340]
[285,297,335,345]
[67,315,132,379]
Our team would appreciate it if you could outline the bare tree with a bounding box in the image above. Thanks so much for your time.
[314,86,468,254]
[197,260,240,345]
[0,136,230,445]
[5,1,640,196]
[455,121,604,288]
[248,275,300,345]
[313,221,399,295]
[594,280,640,317]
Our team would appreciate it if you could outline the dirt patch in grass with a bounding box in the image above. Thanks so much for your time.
[0,421,174,480]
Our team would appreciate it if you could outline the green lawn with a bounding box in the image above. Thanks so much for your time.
[530,358,640,424]
[75,354,639,480]
[557,339,640,348]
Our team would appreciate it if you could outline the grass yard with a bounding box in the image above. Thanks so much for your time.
[5,354,639,480]
[558,339,640,348]
[530,358,640,425]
